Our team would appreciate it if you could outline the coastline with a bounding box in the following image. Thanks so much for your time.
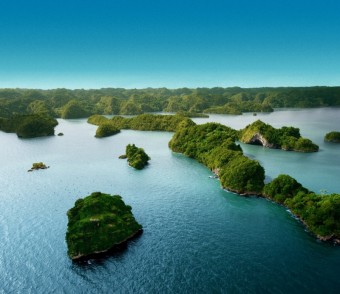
[71,228,143,261]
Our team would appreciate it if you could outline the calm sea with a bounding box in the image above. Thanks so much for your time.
[0,108,339,293]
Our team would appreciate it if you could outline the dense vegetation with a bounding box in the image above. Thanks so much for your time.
[324,131,340,143]
[239,120,319,152]
[264,175,340,241]
[169,122,339,242]
[88,113,194,136]
[0,114,58,138]
[123,144,150,170]
[95,123,120,138]
[66,192,142,260]
[169,122,265,194]
[1,86,340,119]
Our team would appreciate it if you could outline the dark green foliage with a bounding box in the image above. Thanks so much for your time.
[123,114,194,132]
[95,123,120,138]
[262,174,340,240]
[0,114,58,138]
[240,120,319,152]
[169,122,264,194]
[325,131,340,143]
[87,114,110,126]
[66,192,142,260]
[61,100,89,119]
[87,114,195,138]
[263,174,309,204]
[219,156,265,194]
[125,144,150,170]
[169,119,339,239]
[204,100,273,115]
[285,192,340,239]
[1,86,340,119]
[95,96,120,115]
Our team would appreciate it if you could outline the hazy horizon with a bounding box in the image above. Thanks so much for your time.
[1,0,339,89]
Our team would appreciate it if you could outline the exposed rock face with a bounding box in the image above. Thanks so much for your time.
[247,133,277,148]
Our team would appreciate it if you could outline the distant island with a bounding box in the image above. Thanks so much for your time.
[1,87,340,119]
[95,123,120,138]
[66,192,142,260]
[324,131,340,143]
[120,144,150,170]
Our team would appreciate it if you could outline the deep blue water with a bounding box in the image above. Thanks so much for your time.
[0,108,340,293]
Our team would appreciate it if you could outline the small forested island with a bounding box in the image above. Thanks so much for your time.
[28,162,49,172]
[0,114,58,138]
[169,120,340,243]
[95,123,120,138]
[121,144,150,170]
[324,131,340,143]
[239,120,319,152]
[66,192,142,260]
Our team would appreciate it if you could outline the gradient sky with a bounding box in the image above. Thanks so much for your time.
[0,0,339,89]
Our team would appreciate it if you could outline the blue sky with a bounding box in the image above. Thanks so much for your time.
[0,0,339,89]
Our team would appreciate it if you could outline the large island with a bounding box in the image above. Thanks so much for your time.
[0,114,58,138]
[66,192,142,260]
[168,119,340,244]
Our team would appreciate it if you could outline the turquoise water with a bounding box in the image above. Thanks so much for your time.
[0,108,340,293]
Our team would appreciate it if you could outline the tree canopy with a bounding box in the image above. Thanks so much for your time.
[239,120,319,152]
[1,86,340,119]
[66,192,142,260]
[0,114,58,138]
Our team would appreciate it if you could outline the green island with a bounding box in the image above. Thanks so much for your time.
[95,123,120,138]
[176,111,209,118]
[66,192,142,260]
[88,111,335,247]
[0,114,58,138]
[167,118,339,243]
[324,131,340,143]
[88,113,194,132]
[239,120,319,152]
[1,87,340,119]
[121,144,150,170]
[28,162,49,172]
